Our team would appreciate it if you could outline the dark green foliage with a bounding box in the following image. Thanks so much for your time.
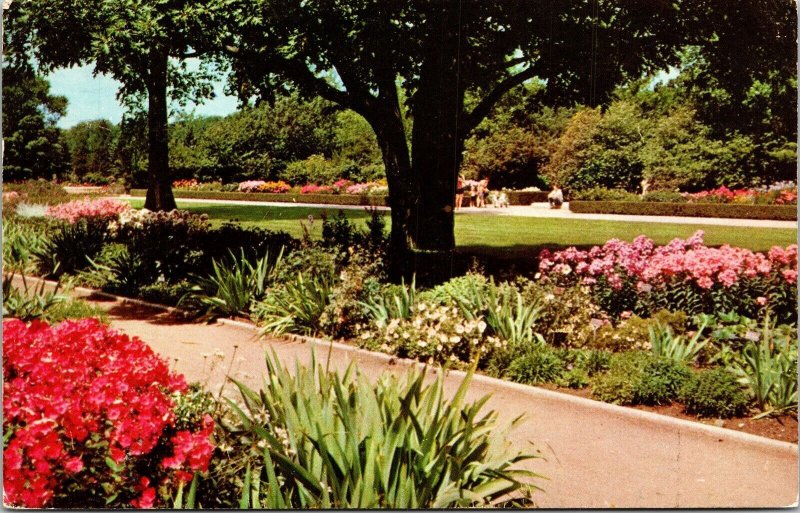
[1,61,70,181]
[138,280,194,307]
[591,352,692,406]
[569,201,796,221]
[572,187,641,202]
[63,120,123,184]
[505,346,564,386]
[590,352,652,405]
[679,368,751,418]
[34,220,109,278]
[195,224,298,274]
[641,191,688,203]
[632,358,692,406]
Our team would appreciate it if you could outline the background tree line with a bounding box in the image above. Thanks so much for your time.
[7,58,794,195]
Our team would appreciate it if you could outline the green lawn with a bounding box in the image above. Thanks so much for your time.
[128,199,797,255]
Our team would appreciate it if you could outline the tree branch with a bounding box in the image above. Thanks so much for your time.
[462,66,538,136]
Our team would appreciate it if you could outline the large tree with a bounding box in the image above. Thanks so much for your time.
[6,0,221,209]
[217,0,699,279]
[1,58,70,181]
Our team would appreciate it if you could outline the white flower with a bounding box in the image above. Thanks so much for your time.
[477,321,487,333]
[448,335,461,343]
[418,341,428,348]
[455,324,465,334]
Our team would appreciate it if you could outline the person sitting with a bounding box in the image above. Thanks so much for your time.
[547,185,564,209]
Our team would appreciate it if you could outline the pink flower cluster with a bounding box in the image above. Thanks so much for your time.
[538,231,797,291]
[46,198,130,224]
[685,185,798,205]
[3,319,214,508]
[238,180,267,192]
[300,184,333,194]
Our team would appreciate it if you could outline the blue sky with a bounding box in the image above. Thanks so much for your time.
[47,63,241,128]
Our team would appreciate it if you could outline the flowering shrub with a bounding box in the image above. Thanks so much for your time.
[237,180,267,192]
[256,180,291,193]
[332,179,352,193]
[3,319,214,508]
[300,184,333,194]
[538,231,798,320]
[46,198,130,224]
[684,185,797,205]
[356,302,502,367]
[172,178,200,189]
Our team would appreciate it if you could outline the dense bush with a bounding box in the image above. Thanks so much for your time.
[591,352,692,406]
[679,368,751,418]
[3,319,214,508]
[211,352,538,508]
[572,187,640,202]
[569,200,797,221]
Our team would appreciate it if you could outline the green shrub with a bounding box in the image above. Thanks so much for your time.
[505,346,564,385]
[591,310,687,352]
[632,358,692,406]
[572,186,640,202]
[417,272,489,307]
[642,191,687,203]
[139,280,195,306]
[213,352,539,508]
[568,200,797,221]
[590,352,652,405]
[679,369,750,418]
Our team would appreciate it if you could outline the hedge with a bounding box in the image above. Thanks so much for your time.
[129,189,390,207]
[504,191,550,205]
[569,201,797,221]
[130,189,550,207]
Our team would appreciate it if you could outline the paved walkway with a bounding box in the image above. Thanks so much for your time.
[64,287,798,508]
[119,195,797,229]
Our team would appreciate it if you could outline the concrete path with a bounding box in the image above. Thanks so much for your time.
[67,287,798,508]
[119,195,797,229]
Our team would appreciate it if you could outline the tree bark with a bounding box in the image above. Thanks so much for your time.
[408,5,463,254]
[143,49,177,211]
[370,110,415,281]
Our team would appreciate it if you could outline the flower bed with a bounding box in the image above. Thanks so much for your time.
[568,201,797,221]
[46,198,131,224]
[130,188,391,206]
[685,185,797,205]
[3,318,214,508]
[537,231,797,321]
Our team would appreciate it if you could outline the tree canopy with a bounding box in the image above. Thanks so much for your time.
[6,0,223,209]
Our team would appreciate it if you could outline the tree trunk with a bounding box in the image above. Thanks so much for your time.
[408,4,463,257]
[371,113,415,281]
[143,49,177,211]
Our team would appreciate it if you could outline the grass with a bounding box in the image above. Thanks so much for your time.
[127,199,796,255]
